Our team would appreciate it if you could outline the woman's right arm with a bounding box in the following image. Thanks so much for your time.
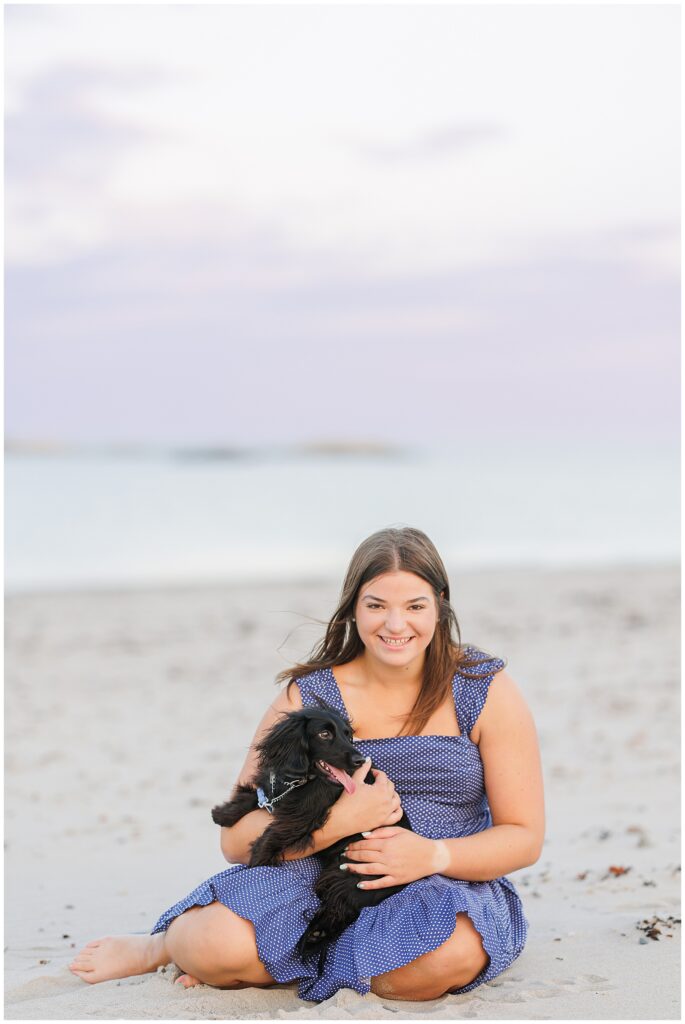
[219,684,403,864]
[219,682,304,864]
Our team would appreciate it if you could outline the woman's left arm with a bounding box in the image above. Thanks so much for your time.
[343,671,545,888]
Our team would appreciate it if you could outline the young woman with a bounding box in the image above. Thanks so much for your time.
[69,526,544,1002]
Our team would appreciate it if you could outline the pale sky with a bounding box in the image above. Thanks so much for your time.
[5,4,680,447]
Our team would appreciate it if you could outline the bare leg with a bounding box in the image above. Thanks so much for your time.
[69,902,276,990]
[69,933,170,984]
[164,902,276,988]
[370,912,489,1001]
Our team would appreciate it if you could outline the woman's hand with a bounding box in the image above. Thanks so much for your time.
[341,827,451,889]
[328,758,404,839]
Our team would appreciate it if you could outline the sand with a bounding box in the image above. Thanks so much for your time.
[4,565,680,1019]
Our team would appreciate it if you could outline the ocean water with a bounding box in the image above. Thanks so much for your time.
[4,443,679,591]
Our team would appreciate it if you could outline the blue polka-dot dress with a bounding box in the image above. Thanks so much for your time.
[151,647,529,1001]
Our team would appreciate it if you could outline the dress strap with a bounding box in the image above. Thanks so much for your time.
[292,667,349,720]
[453,648,506,740]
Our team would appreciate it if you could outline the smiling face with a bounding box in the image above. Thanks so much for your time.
[354,570,441,670]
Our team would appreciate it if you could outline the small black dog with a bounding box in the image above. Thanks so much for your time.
[211,705,412,962]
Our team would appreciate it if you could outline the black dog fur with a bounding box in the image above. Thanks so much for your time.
[211,705,412,964]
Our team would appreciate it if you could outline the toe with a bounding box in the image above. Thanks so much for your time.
[175,973,200,988]
[70,955,93,969]
[70,968,96,983]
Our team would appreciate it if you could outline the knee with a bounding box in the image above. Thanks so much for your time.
[371,976,440,1001]
[164,903,274,988]
[446,946,489,991]
[165,905,234,979]
[417,944,487,998]
[372,965,455,1002]
[372,914,490,1001]
[370,955,456,1001]
[165,913,205,973]
[444,914,490,991]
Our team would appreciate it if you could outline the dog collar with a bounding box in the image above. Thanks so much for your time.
[256,771,310,814]
[256,786,274,813]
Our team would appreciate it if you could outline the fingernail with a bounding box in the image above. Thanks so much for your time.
[357,882,366,889]
[361,831,372,837]
[339,863,349,871]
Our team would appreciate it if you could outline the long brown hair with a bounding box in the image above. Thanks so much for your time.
[275,526,492,737]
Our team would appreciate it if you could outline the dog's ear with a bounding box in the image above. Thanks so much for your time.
[257,712,311,778]
[314,699,349,725]
[314,698,344,720]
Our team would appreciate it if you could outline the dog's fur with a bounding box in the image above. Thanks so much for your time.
[211,705,412,963]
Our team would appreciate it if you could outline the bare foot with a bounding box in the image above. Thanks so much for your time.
[175,973,202,988]
[69,934,169,984]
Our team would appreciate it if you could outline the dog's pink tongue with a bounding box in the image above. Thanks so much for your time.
[323,763,356,794]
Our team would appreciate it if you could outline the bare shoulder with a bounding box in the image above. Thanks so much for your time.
[471,669,535,745]
[254,677,304,741]
[233,678,303,788]
[331,658,364,688]
[272,678,304,713]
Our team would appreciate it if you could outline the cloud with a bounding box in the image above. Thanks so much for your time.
[5,4,679,280]
[359,122,508,162]
[606,221,680,243]
[4,214,679,446]
[5,64,163,185]
[3,7,678,447]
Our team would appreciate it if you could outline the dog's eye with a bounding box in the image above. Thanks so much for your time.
[318,729,333,740]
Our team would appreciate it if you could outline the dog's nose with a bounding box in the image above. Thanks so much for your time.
[351,755,366,769]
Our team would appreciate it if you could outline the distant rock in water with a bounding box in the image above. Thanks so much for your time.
[170,447,249,461]
[293,440,405,458]
[5,438,411,461]
[5,439,72,456]
[5,440,251,461]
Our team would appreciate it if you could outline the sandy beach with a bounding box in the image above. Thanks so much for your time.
[4,564,680,1020]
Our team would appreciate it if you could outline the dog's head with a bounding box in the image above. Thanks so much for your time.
[256,705,365,793]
